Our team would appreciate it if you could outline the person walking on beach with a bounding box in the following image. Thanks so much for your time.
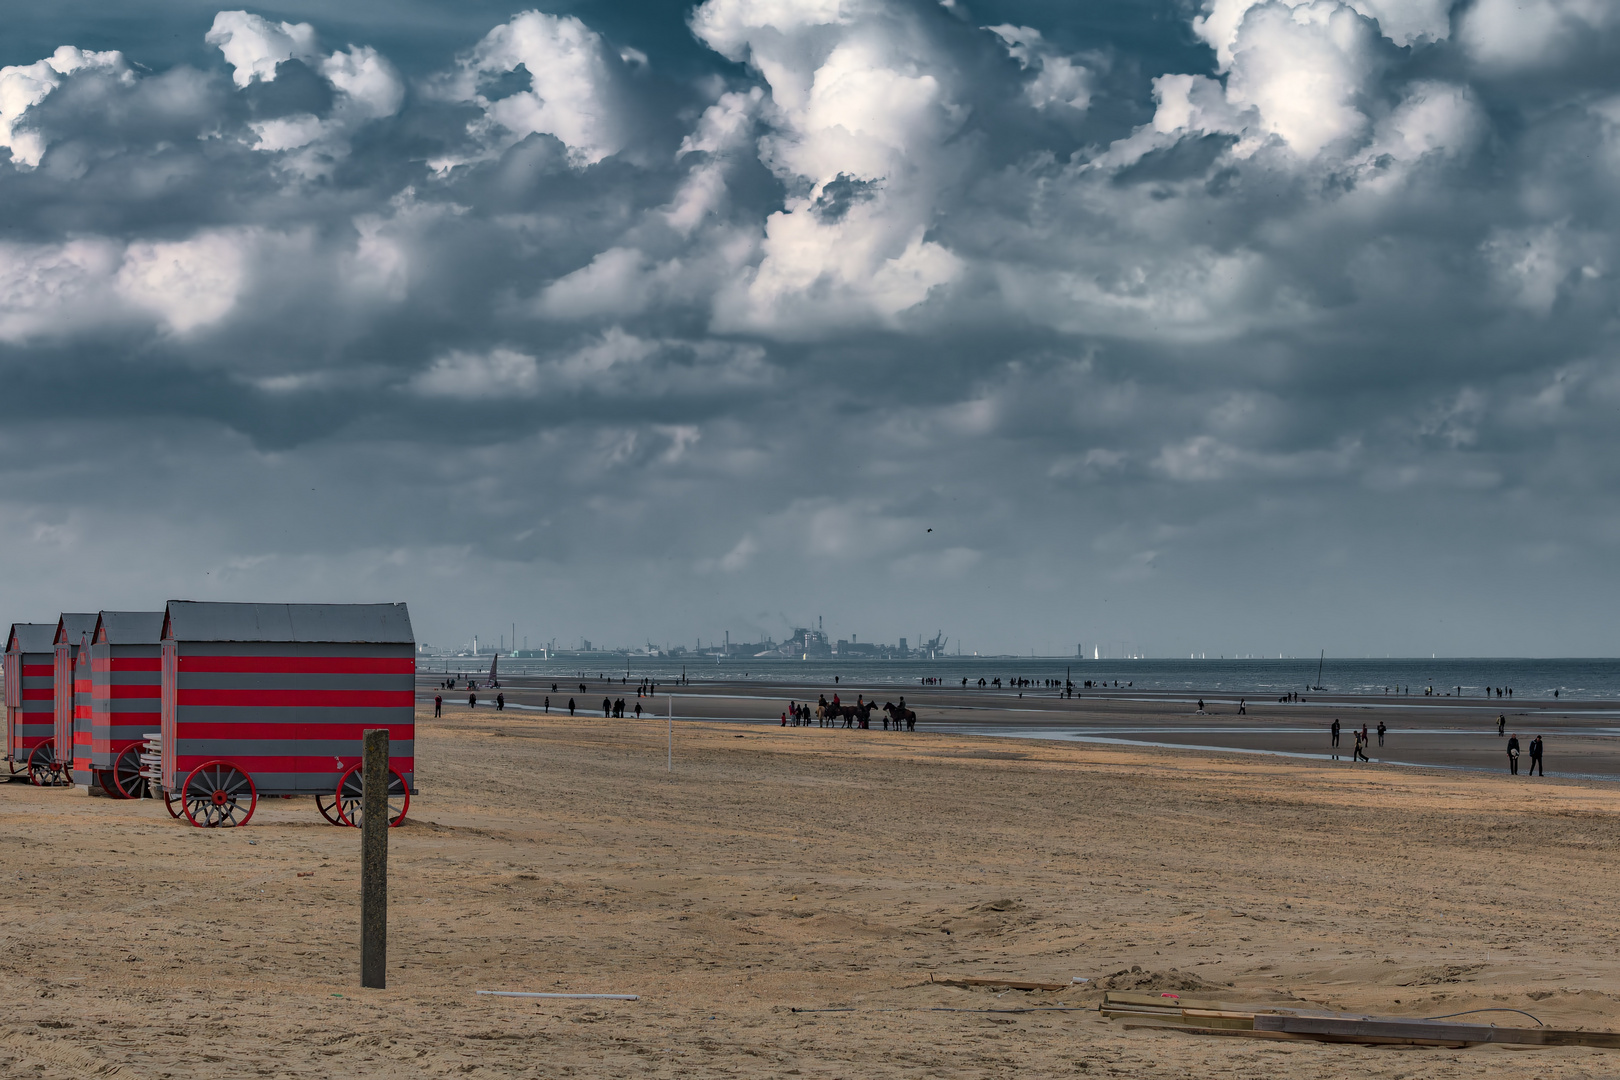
[544,695,550,714]
[602,696,611,718]
[1528,735,1544,776]
[468,691,477,709]
[568,697,575,716]
[1498,715,1506,737]
[1353,729,1369,763]
[1507,733,1521,775]
[1238,698,1246,715]
[434,694,442,718]
[1377,720,1386,747]
[1360,723,1369,750]
[1331,718,1340,748]
[496,692,504,712]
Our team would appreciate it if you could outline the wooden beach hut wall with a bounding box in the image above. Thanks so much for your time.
[5,623,58,775]
[53,614,97,788]
[75,633,94,787]
[158,601,416,800]
[90,611,164,799]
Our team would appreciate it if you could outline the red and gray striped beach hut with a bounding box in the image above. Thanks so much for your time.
[90,611,164,799]
[5,623,62,784]
[156,601,415,827]
[53,614,97,789]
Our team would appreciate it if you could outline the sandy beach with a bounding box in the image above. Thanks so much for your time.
[2,683,1620,1077]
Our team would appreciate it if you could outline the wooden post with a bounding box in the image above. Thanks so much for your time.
[360,728,389,989]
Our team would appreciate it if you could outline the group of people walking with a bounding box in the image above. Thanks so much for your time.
[1329,718,1385,762]
[1327,714,1547,776]
[1504,724,1544,775]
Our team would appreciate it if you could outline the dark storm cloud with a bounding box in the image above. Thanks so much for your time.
[1,0,1619,657]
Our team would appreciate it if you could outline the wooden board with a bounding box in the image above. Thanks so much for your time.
[1255,1013,1620,1049]
[1103,992,1298,1013]
[1103,1008,1254,1027]
[930,974,1071,991]
[1127,1020,1467,1047]
[1120,1021,1318,1042]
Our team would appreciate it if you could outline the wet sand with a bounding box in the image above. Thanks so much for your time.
[481,675,1620,779]
[2,688,1620,1077]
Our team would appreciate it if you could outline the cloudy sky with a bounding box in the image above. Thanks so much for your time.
[1,0,1617,658]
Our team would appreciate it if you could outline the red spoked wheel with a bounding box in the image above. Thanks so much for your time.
[335,764,409,828]
[111,745,149,800]
[316,792,346,826]
[8,759,22,776]
[162,790,183,819]
[28,741,69,788]
[180,761,257,828]
[95,769,125,799]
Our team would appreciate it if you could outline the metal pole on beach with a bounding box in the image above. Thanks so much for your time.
[360,728,389,989]
[667,696,672,771]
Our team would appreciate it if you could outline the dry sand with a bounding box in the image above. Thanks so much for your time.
[3,695,1620,1078]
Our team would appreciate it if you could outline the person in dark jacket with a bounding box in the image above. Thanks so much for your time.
[1507,733,1520,775]
[603,697,612,717]
[568,697,575,716]
[1528,735,1544,776]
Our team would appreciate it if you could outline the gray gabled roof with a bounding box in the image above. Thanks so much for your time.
[162,601,414,644]
[55,613,97,645]
[7,623,56,654]
[95,611,165,645]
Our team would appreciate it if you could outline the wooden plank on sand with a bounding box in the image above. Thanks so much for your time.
[1255,1014,1620,1049]
[1103,991,1293,1013]
[930,974,1070,991]
[1103,1008,1255,1027]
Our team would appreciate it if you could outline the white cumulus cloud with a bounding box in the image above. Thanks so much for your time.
[429,11,631,169]
[205,11,319,87]
[0,46,131,167]
[116,231,249,334]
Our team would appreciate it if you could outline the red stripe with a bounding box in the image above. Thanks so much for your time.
[177,690,412,707]
[108,685,161,699]
[22,665,52,676]
[112,658,162,672]
[21,689,52,701]
[179,657,414,674]
[175,722,415,740]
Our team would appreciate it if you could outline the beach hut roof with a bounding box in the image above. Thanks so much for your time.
[94,611,166,645]
[6,623,56,654]
[54,613,97,645]
[161,601,414,644]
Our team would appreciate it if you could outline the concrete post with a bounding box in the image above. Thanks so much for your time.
[360,728,389,989]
